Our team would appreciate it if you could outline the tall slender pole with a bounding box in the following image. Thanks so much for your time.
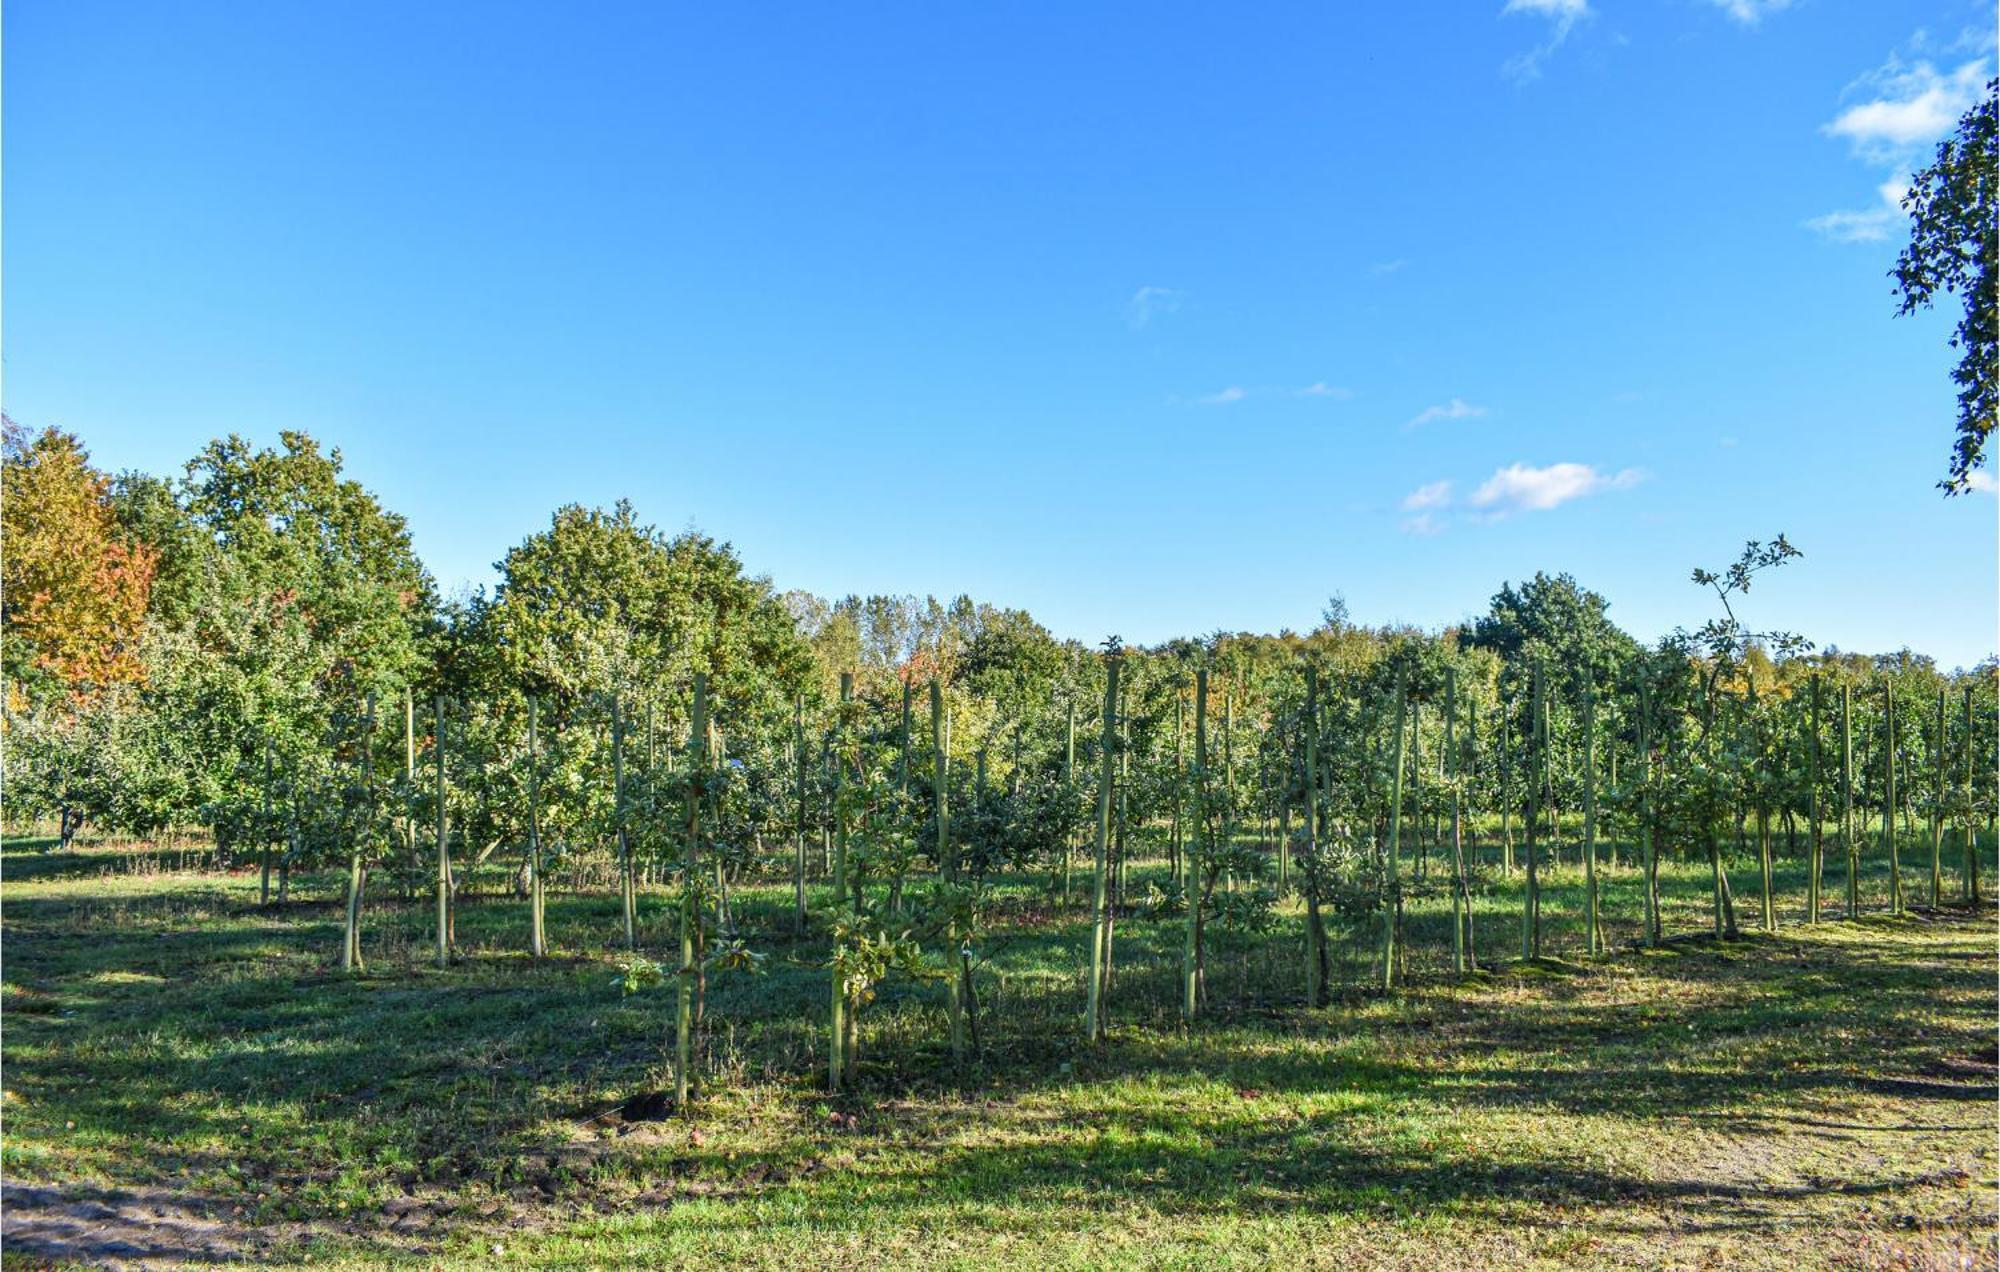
[935,683,954,881]
[435,696,450,966]
[403,689,416,883]
[1084,655,1120,1044]
[1447,667,1469,972]
[794,696,808,933]
[1382,670,1407,988]
[260,734,274,907]
[1063,700,1076,901]
[834,672,853,907]
[1184,669,1208,1021]
[344,693,376,974]
[933,679,963,1064]
[1499,700,1515,877]
[1172,694,1185,882]
[1583,681,1600,954]
[1751,677,1773,933]
[528,696,545,958]
[1411,697,1424,880]
[681,674,707,1105]
[614,696,634,948]
[1223,691,1235,871]
[1884,680,1901,915]
[1640,674,1659,946]
[1303,663,1325,1005]
[1931,687,1946,908]
[1963,686,1980,904]
[899,680,912,798]
[1807,676,1823,924]
[1523,669,1542,960]
[1842,683,1858,917]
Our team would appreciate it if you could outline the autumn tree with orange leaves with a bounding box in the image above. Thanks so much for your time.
[2,420,157,698]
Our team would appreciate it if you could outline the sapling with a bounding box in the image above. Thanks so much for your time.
[614,696,635,949]
[1084,649,1120,1044]
[794,696,807,932]
[835,673,853,907]
[1883,680,1901,915]
[1447,666,1472,971]
[1062,699,1076,901]
[1382,668,1406,988]
[528,696,547,958]
[681,673,707,1104]
[1171,693,1185,882]
[1640,674,1659,946]
[1749,677,1773,933]
[1522,669,1542,960]
[403,688,416,888]
[933,678,965,1063]
[1583,681,1601,954]
[260,733,274,907]
[1183,668,1209,1021]
[1963,686,1980,904]
[1842,683,1858,917]
[341,693,377,974]
[1302,662,1328,1006]
[435,695,450,966]
[1499,703,1515,877]
[1931,688,1946,907]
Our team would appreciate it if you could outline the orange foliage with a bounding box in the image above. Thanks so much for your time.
[2,428,157,693]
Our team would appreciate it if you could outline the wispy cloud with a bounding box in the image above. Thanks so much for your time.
[1296,381,1354,399]
[1811,41,1990,242]
[1369,259,1409,276]
[1705,0,1791,25]
[1469,461,1643,515]
[1407,398,1487,428]
[1397,479,1454,535]
[1967,469,1997,495]
[1501,0,1589,82]
[1126,286,1184,329]
[1805,177,1910,242]
[1182,381,1352,405]
[1402,480,1453,511]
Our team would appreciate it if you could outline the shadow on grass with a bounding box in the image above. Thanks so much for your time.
[2,842,1993,1253]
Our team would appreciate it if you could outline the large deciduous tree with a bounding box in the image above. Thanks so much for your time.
[1893,77,1997,494]
[2,422,157,697]
[1465,571,1639,696]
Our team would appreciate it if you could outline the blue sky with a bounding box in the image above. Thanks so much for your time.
[7,1,1996,668]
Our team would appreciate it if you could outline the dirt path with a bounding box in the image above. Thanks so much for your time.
[2,1183,261,1267]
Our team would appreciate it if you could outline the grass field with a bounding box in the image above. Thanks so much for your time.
[2,831,1994,1269]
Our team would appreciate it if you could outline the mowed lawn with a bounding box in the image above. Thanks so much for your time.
[2,834,1994,1270]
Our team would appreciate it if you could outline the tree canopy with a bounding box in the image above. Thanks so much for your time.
[1893,76,1998,494]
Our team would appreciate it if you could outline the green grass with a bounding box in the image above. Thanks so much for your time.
[2,829,1994,1269]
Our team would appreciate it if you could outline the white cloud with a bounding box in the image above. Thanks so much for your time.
[1706,0,1791,25]
[1402,480,1453,511]
[1407,398,1487,428]
[1967,469,1997,494]
[1126,286,1184,329]
[1369,259,1409,276]
[1504,0,1587,19]
[1501,0,1590,81]
[1469,462,1643,515]
[1400,512,1447,537]
[1199,385,1246,406]
[1813,44,1990,242]
[1827,56,1988,156]
[1296,381,1354,399]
